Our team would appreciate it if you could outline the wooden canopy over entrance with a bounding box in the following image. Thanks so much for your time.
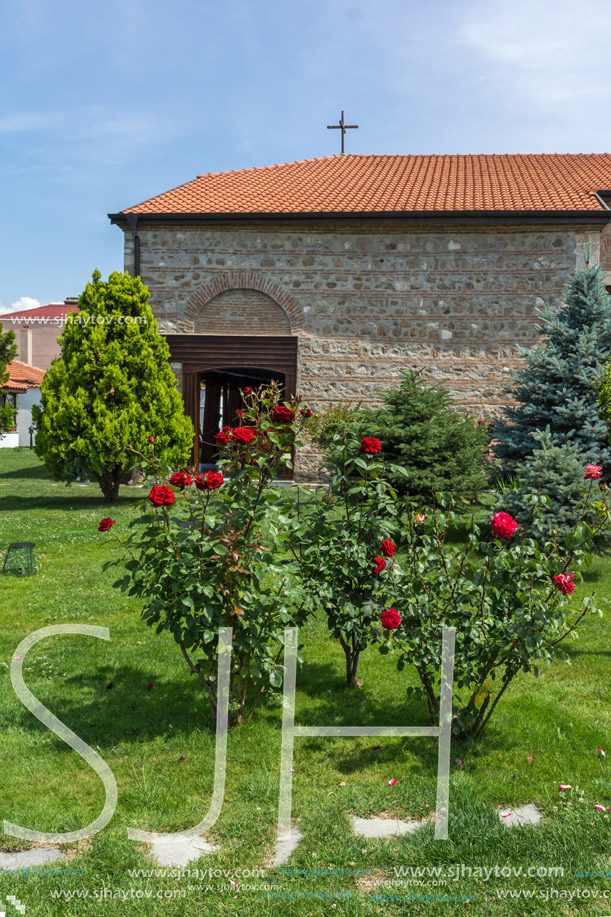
[164,334,298,467]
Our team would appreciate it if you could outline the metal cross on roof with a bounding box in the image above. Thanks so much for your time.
[327,110,358,154]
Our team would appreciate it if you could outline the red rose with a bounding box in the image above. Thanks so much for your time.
[215,426,232,446]
[380,608,401,630]
[148,485,175,507]
[146,682,154,690]
[490,512,518,540]
[584,464,603,480]
[273,405,295,423]
[243,386,254,395]
[148,435,156,443]
[236,409,245,418]
[195,471,224,490]
[381,539,396,558]
[232,426,256,444]
[373,556,386,575]
[477,419,484,424]
[168,472,192,490]
[360,437,382,454]
[553,573,576,595]
[98,517,116,532]
[301,408,314,418]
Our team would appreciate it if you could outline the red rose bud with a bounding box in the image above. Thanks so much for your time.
[478,419,484,424]
[98,517,116,532]
[490,512,518,540]
[148,435,156,443]
[148,485,175,507]
[360,436,382,454]
[584,464,603,480]
[381,539,396,557]
[146,682,154,690]
[236,409,245,418]
[553,572,576,595]
[195,471,224,490]
[231,426,256,444]
[380,608,401,630]
[243,386,254,395]
[168,472,192,490]
[373,556,386,575]
[301,408,314,418]
[273,405,295,422]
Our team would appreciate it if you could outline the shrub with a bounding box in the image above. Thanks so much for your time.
[381,481,608,739]
[356,370,490,506]
[294,431,402,685]
[108,383,314,725]
[493,428,608,546]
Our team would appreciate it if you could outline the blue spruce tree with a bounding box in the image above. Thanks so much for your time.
[494,265,611,476]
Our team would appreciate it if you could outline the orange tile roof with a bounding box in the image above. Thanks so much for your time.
[1,302,79,321]
[118,154,611,216]
[4,360,45,390]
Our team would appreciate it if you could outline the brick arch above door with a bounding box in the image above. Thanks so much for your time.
[191,288,292,335]
[184,270,304,333]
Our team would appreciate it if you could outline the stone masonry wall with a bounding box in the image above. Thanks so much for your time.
[124,220,602,480]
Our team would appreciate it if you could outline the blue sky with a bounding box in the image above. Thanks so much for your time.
[1,0,610,313]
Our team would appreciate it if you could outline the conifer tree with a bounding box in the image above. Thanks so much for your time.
[357,370,490,506]
[494,265,611,475]
[0,321,17,434]
[493,428,606,545]
[33,271,193,503]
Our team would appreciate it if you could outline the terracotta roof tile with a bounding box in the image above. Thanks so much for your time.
[5,360,45,389]
[1,303,80,321]
[120,153,611,216]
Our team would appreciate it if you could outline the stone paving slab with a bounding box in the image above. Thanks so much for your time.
[0,848,65,871]
[352,816,427,837]
[498,803,542,827]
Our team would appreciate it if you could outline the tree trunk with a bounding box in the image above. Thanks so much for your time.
[340,637,360,687]
[100,469,121,504]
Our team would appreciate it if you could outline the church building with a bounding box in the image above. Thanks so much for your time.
[109,153,611,479]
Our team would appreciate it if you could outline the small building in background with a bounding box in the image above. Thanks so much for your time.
[0,299,79,371]
[0,360,45,448]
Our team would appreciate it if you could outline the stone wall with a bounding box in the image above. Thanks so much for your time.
[123,220,603,479]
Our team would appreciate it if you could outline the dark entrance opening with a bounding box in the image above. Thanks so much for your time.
[164,334,298,473]
[199,367,285,465]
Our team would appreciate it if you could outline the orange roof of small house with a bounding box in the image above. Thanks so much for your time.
[3,360,45,391]
[1,302,79,322]
[116,153,611,216]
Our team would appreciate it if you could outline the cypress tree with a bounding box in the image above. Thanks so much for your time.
[33,270,193,503]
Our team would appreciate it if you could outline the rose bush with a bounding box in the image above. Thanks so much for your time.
[379,474,609,739]
[108,382,315,725]
[292,430,403,685]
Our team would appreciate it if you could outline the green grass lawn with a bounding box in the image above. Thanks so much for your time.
[1,449,611,915]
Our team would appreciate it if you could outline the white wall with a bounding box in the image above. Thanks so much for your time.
[16,387,40,447]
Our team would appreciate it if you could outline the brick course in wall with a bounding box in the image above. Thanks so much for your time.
[121,219,603,480]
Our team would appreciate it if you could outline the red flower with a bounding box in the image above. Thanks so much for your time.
[380,608,401,630]
[491,512,518,540]
[148,435,156,444]
[243,386,254,395]
[236,409,245,418]
[232,426,256,444]
[98,517,116,532]
[381,539,396,558]
[146,682,154,690]
[373,556,386,575]
[553,573,576,595]
[584,464,603,480]
[360,437,382,454]
[195,471,224,490]
[301,408,314,418]
[273,405,295,423]
[168,472,192,490]
[215,427,232,446]
[148,485,175,507]
[106,682,113,690]
[477,419,484,424]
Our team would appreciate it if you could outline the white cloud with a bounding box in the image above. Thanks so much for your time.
[0,297,41,316]
[458,0,611,111]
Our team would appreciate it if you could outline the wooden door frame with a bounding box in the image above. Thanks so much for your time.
[165,334,298,468]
